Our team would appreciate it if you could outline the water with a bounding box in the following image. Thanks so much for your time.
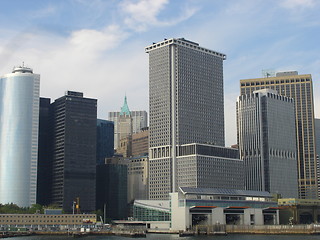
[6,234,320,240]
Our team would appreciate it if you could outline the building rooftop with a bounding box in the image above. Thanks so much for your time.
[179,187,272,198]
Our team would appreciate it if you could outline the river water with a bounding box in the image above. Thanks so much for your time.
[7,234,320,240]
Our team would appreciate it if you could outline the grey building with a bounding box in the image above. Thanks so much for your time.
[0,65,40,207]
[240,72,317,199]
[315,118,320,197]
[149,144,243,200]
[51,91,97,212]
[146,38,228,199]
[316,119,320,159]
[237,89,298,198]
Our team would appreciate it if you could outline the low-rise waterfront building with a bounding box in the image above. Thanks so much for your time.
[170,187,279,231]
[278,198,320,224]
[0,213,96,229]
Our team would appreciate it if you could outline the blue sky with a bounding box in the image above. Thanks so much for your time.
[0,0,319,146]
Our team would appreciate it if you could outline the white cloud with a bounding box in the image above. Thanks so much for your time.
[119,0,198,31]
[0,23,148,119]
[69,25,128,55]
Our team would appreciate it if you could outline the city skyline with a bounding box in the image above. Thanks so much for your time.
[0,0,319,146]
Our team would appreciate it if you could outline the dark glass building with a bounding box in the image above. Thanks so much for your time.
[37,97,53,206]
[51,91,97,212]
[96,159,128,220]
[96,119,114,164]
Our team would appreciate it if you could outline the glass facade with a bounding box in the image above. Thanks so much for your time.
[96,119,114,164]
[0,66,40,207]
[51,91,97,212]
[133,205,170,221]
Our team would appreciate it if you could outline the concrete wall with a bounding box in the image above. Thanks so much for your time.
[170,193,188,231]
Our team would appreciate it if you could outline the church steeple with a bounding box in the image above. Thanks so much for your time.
[120,95,131,116]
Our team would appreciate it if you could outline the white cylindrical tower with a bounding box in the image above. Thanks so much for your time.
[0,65,40,207]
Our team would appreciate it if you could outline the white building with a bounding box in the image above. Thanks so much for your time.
[170,187,279,231]
[0,65,40,207]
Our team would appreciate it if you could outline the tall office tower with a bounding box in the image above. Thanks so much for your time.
[146,38,226,199]
[108,96,147,149]
[237,89,298,198]
[37,97,53,206]
[316,119,320,158]
[0,66,40,207]
[240,71,317,199]
[51,91,97,212]
[96,119,114,164]
[315,119,320,196]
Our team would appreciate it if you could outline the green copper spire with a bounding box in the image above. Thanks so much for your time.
[120,95,131,116]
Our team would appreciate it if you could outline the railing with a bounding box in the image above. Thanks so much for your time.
[226,224,320,234]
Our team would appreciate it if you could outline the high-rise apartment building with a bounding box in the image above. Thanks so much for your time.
[146,38,227,199]
[51,91,97,212]
[96,119,114,164]
[237,89,298,198]
[240,72,317,199]
[0,66,40,207]
[108,96,147,150]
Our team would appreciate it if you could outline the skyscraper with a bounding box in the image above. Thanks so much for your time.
[240,71,317,199]
[108,96,147,150]
[146,38,227,199]
[96,119,114,164]
[0,65,40,207]
[51,91,97,212]
[315,118,320,196]
[237,89,298,198]
[37,97,53,206]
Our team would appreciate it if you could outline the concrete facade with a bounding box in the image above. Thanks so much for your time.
[127,156,149,203]
[170,187,279,231]
[132,128,149,157]
[146,38,226,199]
[149,143,244,199]
[0,213,96,228]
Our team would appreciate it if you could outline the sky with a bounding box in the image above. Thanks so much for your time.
[0,0,319,147]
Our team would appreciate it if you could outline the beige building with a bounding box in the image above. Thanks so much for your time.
[132,128,149,157]
[0,213,96,227]
[127,156,149,203]
[117,136,132,158]
[240,71,317,199]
